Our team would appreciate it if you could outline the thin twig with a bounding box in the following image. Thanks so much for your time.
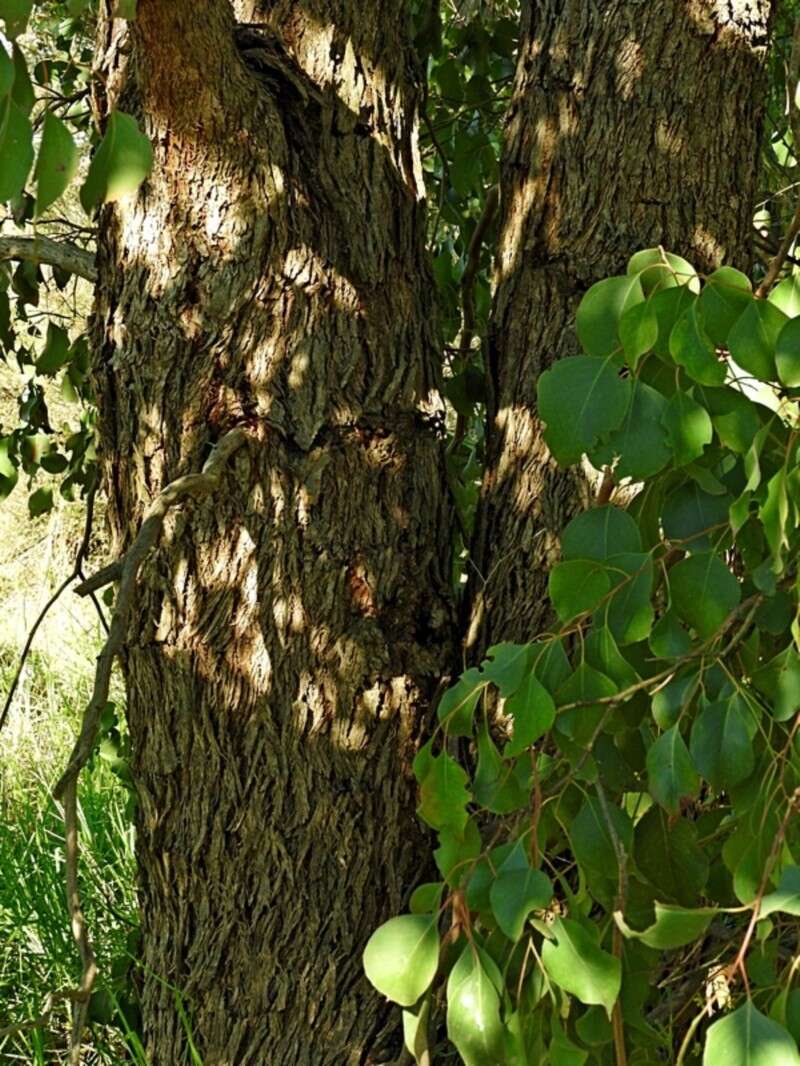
[756,196,800,298]
[0,487,99,735]
[51,427,248,1063]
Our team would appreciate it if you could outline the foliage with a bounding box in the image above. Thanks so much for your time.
[0,0,150,518]
[364,249,800,1063]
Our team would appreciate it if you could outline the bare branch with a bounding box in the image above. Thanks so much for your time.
[0,235,97,283]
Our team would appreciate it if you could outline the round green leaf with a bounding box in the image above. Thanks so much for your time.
[728,300,787,383]
[489,867,553,941]
[590,379,671,480]
[670,552,740,638]
[661,390,713,466]
[561,505,641,562]
[698,267,753,347]
[770,275,800,318]
[363,915,439,1007]
[542,918,621,1017]
[669,302,725,386]
[538,356,631,465]
[549,559,611,623]
[703,1002,800,1066]
[627,248,699,294]
[576,274,645,358]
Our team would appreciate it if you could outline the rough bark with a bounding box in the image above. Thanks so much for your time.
[91,2,452,1062]
[468,0,774,652]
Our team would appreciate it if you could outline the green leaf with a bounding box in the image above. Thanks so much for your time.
[646,725,699,814]
[362,915,439,1007]
[698,267,753,347]
[690,699,754,792]
[0,0,33,38]
[576,274,644,358]
[0,43,13,96]
[600,552,654,646]
[438,668,485,737]
[635,807,708,906]
[770,275,800,317]
[490,866,553,941]
[435,819,482,887]
[619,299,658,368]
[504,671,555,756]
[761,469,790,573]
[36,322,71,375]
[703,1002,800,1066]
[11,44,33,114]
[409,883,444,915]
[728,300,788,383]
[638,904,715,949]
[481,643,532,697]
[0,437,18,500]
[561,505,641,561]
[649,609,691,660]
[775,316,800,387]
[669,302,725,386]
[549,559,611,623]
[0,95,33,201]
[34,114,79,218]
[760,867,800,919]
[28,486,53,517]
[417,752,471,836]
[662,390,713,466]
[627,248,699,294]
[114,0,138,16]
[752,647,800,722]
[80,110,153,213]
[703,386,764,454]
[670,553,740,638]
[403,997,431,1065]
[447,947,505,1065]
[590,379,671,480]
[538,356,631,465]
[652,673,698,730]
[473,719,528,814]
[570,796,634,879]
[556,663,617,745]
[542,918,621,1016]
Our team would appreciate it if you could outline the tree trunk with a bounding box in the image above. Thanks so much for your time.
[468,0,774,652]
[91,2,452,1062]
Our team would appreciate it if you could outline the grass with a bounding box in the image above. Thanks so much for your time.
[0,644,142,1065]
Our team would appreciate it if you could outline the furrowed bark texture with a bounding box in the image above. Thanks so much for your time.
[92,2,452,1062]
[469,0,774,651]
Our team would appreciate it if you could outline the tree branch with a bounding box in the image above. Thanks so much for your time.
[0,236,97,283]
